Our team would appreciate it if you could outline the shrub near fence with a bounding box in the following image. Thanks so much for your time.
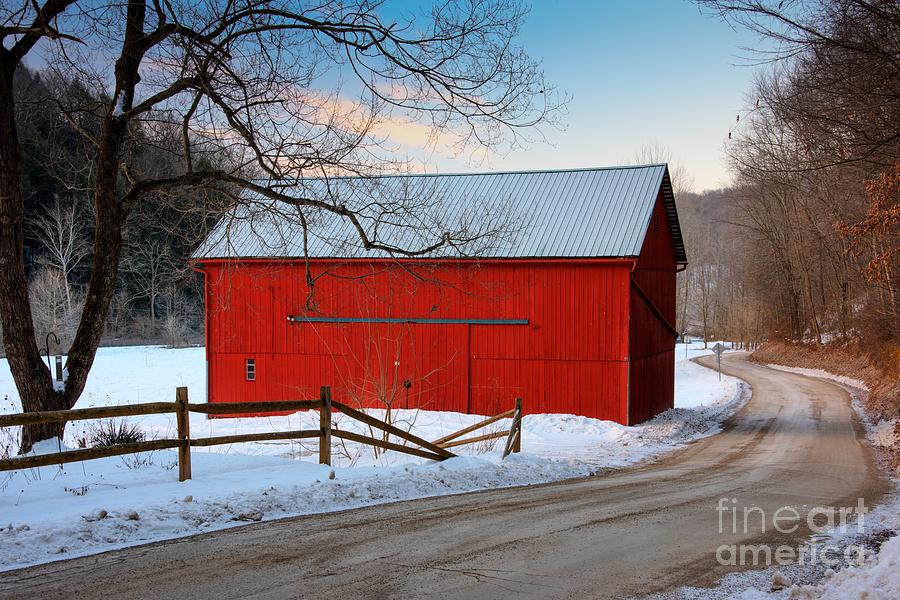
[0,388,523,481]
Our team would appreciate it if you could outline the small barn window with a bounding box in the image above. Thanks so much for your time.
[653,213,661,239]
[245,359,256,381]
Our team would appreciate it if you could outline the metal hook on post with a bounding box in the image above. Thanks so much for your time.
[41,331,64,456]
[43,332,60,374]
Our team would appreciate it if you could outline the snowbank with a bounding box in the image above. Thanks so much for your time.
[765,363,868,392]
[650,494,900,600]
[816,533,900,599]
[676,344,738,408]
[0,342,743,570]
[795,496,900,600]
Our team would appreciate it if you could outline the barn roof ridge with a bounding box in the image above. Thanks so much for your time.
[194,164,687,264]
[290,163,670,181]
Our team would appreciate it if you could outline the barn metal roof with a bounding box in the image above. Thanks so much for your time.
[192,164,687,263]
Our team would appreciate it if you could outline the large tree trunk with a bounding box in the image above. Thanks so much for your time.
[62,118,126,410]
[0,56,127,453]
[0,1,139,453]
[0,58,67,451]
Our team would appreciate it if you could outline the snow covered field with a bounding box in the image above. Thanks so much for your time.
[0,342,743,570]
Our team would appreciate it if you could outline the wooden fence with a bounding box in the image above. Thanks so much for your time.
[0,388,523,481]
[433,398,522,458]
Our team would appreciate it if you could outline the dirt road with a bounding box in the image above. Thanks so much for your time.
[0,354,887,599]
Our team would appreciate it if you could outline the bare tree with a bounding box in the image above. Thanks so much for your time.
[123,239,176,333]
[105,288,136,341]
[160,293,191,348]
[631,144,695,199]
[695,0,899,347]
[29,266,82,351]
[696,0,899,170]
[0,0,559,451]
[690,240,720,348]
[28,195,90,311]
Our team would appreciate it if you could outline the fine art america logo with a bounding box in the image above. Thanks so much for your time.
[715,497,870,567]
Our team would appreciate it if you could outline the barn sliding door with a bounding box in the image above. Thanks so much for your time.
[336,322,469,413]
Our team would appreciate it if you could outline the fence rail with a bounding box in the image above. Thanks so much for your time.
[0,388,523,481]
[0,403,179,427]
[0,439,183,471]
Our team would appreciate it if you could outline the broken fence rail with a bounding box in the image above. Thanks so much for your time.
[432,398,523,458]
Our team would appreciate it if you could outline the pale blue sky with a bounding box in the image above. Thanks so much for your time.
[422,0,763,191]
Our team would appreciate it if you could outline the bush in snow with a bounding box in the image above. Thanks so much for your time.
[86,419,145,447]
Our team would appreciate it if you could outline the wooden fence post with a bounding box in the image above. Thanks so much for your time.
[176,387,192,481]
[513,398,522,454]
[502,398,523,459]
[319,386,332,466]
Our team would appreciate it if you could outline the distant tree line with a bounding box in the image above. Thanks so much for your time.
[685,0,898,357]
[676,188,769,349]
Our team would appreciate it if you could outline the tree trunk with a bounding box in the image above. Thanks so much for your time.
[63,276,73,313]
[0,0,142,453]
[0,56,127,452]
[60,116,126,416]
[0,57,67,452]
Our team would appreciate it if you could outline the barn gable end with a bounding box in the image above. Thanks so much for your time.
[627,188,680,424]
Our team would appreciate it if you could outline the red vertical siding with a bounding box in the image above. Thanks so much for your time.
[201,259,635,422]
[628,190,678,424]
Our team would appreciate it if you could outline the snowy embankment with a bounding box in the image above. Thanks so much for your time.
[0,343,744,570]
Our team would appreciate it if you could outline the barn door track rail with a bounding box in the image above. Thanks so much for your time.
[0,388,522,482]
[288,315,529,325]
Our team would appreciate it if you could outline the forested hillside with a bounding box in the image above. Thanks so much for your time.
[679,1,898,370]
[9,66,226,352]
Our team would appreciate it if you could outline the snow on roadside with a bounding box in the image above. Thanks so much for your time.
[765,363,868,393]
[675,342,736,409]
[815,528,900,600]
[644,493,900,600]
[0,342,744,570]
[0,449,589,571]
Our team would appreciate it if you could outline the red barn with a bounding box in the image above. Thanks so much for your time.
[192,165,687,424]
